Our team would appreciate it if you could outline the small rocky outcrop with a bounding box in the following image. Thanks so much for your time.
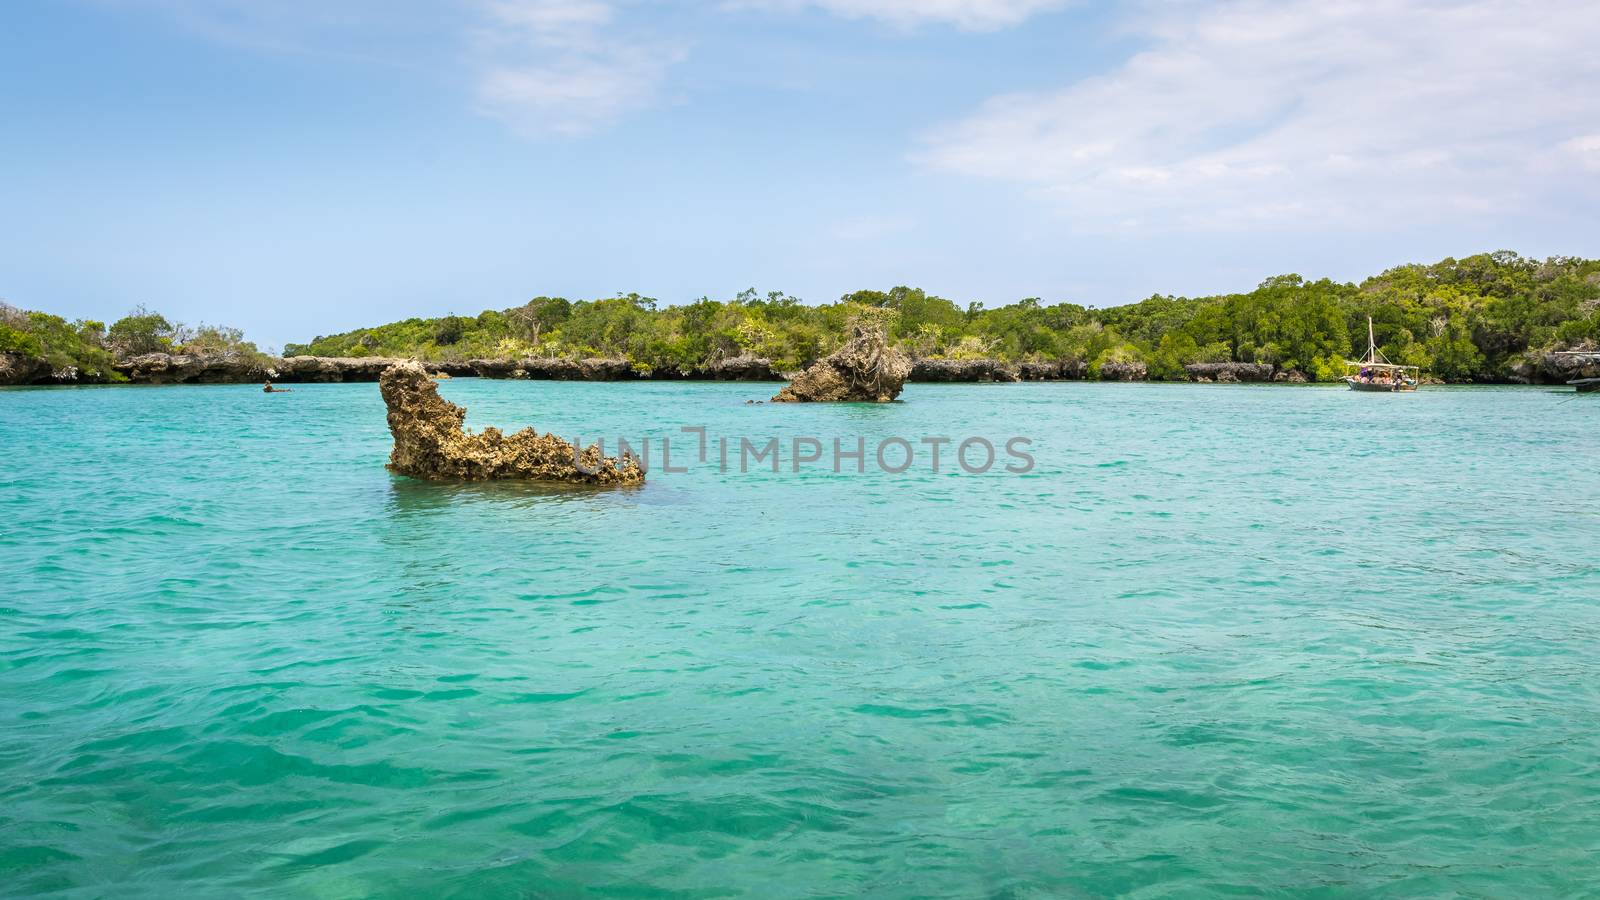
[430,360,478,378]
[772,316,912,402]
[1511,348,1600,384]
[471,354,779,381]
[0,352,52,386]
[1272,369,1309,383]
[115,352,272,384]
[911,358,1020,383]
[468,358,524,379]
[378,361,643,484]
[572,358,637,381]
[695,355,781,381]
[274,356,413,383]
[1020,359,1088,380]
[468,357,640,381]
[1098,360,1148,381]
[1185,362,1276,383]
[108,353,461,384]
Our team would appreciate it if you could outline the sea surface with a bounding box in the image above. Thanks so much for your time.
[2,379,1598,897]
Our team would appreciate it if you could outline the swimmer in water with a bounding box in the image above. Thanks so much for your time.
[263,382,292,393]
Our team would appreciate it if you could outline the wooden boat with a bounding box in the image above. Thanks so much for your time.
[1570,377,1600,393]
[1344,317,1419,392]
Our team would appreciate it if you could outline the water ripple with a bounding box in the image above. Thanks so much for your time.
[1,380,1598,895]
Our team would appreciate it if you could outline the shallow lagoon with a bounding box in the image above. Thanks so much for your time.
[2,380,1598,896]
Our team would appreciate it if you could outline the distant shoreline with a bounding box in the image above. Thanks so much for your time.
[6,253,1598,390]
[3,351,1592,388]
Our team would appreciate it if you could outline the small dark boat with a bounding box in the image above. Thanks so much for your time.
[1344,318,1419,392]
[1570,377,1600,393]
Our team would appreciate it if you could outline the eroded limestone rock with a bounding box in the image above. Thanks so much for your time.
[1185,362,1276,382]
[772,316,912,402]
[1511,346,1600,384]
[115,352,273,384]
[378,361,643,484]
[696,354,782,381]
[912,358,1017,383]
[0,352,52,386]
[1098,360,1148,382]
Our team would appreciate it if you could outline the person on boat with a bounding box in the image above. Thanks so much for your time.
[263,381,292,393]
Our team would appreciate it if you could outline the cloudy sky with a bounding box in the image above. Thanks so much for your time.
[3,0,1597,348]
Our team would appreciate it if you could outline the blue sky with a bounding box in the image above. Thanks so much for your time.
[3,0,1598,350]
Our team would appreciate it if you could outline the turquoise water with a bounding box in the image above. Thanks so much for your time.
[2,380,1598,897]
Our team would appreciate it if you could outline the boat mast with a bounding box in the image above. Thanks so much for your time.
[1366,316,1377,364]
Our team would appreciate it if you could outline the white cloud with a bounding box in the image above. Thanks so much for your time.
[917,0,1600,230]
[480,0,614,33]
[470,0,685,137]
[476,56,677,137]
[104,0,680,138]
[1562,135,1600,173]
[727,0,1073,30]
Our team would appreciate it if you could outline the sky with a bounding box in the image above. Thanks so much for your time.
[2,0,1598,350]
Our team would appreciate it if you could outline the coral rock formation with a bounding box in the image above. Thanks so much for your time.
[469,354,780,381]
[1184,362,1276,383]
[378,361,644,484]
[469,357,639,381]
[108,353,470,385]
[1098,360,1148,381]
[911,358,1018,383]
[1020,359,1088,380]
[1511,347,1600,384]
[772,316,912,402]
[696,354,782,381]
[116,352,271,384]
[0,352,53,386]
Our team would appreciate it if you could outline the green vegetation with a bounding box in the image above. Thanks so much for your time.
[0,302,265,381]
[1,302,121,381]
[286,252,1600,382]
[6,252,1597,384]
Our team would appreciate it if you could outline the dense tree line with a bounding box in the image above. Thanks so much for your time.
[0,302,264,381]
[284,252,1600,382]
[5,252,1596,383]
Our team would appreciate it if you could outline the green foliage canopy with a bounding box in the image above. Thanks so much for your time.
[8,252,1597,384]
[284,253,1600,381]
[1,302,264,381]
